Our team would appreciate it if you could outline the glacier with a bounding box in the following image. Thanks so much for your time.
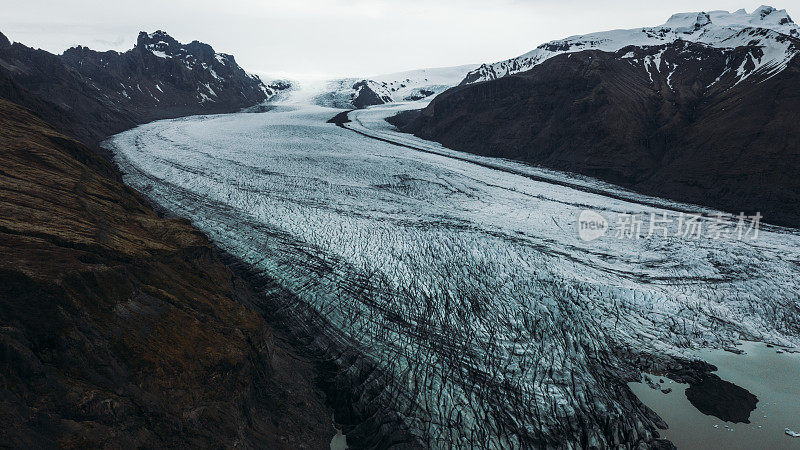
[105,98,800,448]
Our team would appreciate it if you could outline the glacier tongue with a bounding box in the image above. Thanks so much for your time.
[105,101,800,448]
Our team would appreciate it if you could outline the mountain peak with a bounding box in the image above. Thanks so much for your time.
[662,6,795,31]
[136,30,180,51]
[134,30,223,62]
[755,5,777,17]
[753,5,794,25]
[694,12,712,29]
[0,31,10,49]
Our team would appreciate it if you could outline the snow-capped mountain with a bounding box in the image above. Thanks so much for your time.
[463,5,799,84]
[395,8,800,226]
[315,64,478,108]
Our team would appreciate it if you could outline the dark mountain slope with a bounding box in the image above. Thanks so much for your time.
[0,98,334,447]
[0,39,137,152]
[392,40,800,226]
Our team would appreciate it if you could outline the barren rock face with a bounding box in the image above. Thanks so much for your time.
[0,99,333,448]
[685,374,759,423]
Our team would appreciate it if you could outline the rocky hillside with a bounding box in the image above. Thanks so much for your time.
[392,12,800,227]
[0,31,137,151]
[0,98,334,448]
[0,30,288,149]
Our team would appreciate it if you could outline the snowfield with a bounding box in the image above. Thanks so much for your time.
[311,64,478,108]
[106,100,800,448]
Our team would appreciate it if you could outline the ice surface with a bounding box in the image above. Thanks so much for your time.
[106,98,800,447]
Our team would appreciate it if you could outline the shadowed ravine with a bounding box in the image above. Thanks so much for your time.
[105,102,800,448]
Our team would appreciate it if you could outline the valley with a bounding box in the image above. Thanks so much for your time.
[3,4,800,448]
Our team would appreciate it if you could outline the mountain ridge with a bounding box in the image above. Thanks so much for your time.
[462,6,799,85]
[0,29,288,150]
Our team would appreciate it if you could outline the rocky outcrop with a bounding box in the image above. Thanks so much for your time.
[684,373,758,423]
[0,98,334,447]
[392,39,800,226]
[351,80,394,108]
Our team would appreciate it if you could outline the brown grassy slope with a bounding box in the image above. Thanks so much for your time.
[0,98,333,448]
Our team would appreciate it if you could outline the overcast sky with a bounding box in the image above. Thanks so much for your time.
[1,1,795,78]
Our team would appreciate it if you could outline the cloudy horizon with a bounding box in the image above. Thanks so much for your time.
[1,1,794,78]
